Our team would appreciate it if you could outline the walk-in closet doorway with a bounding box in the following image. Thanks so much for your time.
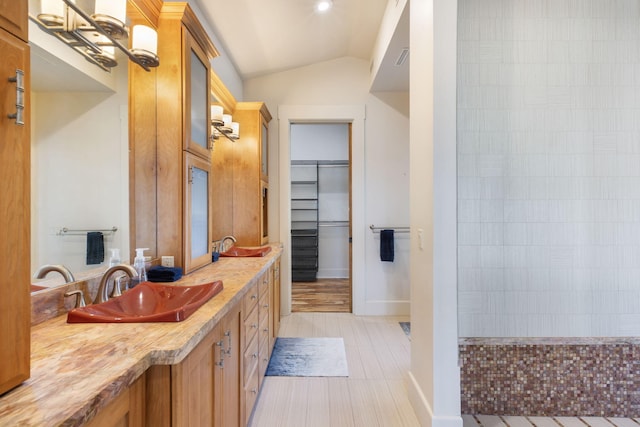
[290,123,352,312]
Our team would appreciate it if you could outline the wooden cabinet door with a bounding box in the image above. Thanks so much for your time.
[171,328,215,426]
[184,153,212,273]
[85,374,145,427]
[216,305,241,427]
[184,29,211,161]
[0,27,30,395]
[0,0,27,42]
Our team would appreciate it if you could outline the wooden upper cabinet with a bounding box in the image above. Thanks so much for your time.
[149,2,218,272]
[0,0,28,42]
[184,32,212,161]
[226,102,272,246]
[0,3,30,395]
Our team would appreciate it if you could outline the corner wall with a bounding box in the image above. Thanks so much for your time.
[409,0,462,425]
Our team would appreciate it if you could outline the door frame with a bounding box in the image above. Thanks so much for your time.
[278,105,366,316]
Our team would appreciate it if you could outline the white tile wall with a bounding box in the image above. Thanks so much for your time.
[457,0,640,337]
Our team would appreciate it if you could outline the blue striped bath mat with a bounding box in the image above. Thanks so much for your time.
[266,337,348,377]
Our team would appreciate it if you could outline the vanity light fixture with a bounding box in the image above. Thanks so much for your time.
[211,105,240,144]
[315,0,333,13]
[31,0,159,72]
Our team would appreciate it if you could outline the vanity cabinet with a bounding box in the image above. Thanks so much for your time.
[152,2,218,274]
[0,0,30,395]
[213,102,271,246]
[145,305,241,427]
[242,268,278,425]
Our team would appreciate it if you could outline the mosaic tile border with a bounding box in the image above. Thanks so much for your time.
[459,342,640,417]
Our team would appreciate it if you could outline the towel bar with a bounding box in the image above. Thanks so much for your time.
[58,227,118,236]
[369,224,410,233]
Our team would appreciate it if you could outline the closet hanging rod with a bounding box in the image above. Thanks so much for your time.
[319,221,349,227]
[58,226,118,236]
[317,163,348,168]
[369,224,410,233]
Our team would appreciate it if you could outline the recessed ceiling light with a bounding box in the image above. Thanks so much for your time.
[315,0,333,13]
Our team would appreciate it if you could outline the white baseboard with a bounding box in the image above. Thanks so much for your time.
[407,371,463,427]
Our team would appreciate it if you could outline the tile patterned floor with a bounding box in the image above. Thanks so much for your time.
[463,415,640,427]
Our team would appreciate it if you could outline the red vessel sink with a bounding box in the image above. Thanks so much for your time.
[67,281,224,323]
[220,246,272,257]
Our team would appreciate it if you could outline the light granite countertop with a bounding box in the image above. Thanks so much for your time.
[0,245,282,426]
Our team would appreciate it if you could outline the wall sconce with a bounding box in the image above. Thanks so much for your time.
[31,0,159,72]
[211,105,240,144]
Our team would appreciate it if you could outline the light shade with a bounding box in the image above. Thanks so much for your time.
[230,122,240,139]
[94,0,127,24]
[211,105,224,126]
[39,0,66,25]
[132,25,158,56]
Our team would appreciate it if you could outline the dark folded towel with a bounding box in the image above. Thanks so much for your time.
[380,229,394,262]
[86,232,104,265]
[147,266,183,282]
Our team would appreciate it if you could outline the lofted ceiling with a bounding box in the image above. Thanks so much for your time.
[193,0,404,86]
[30,0,409,92]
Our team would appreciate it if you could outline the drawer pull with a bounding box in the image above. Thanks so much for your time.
[251,388,258,394]
[252,352,258,359]
[224,330,232,356]
[215,340,224,367]
[251,294,257,300]
[7,70,25,126]
[251,323,258,329]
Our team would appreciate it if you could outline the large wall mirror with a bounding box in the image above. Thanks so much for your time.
[29,0,156,292]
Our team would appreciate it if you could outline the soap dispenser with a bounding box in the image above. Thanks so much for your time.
[108,248,121,267]
[132,248,149,286]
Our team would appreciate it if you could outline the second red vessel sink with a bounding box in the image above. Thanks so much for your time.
[67,280,224,323]
[220,246,272,257]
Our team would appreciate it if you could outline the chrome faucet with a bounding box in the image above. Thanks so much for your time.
[33,264,76,283]
[220,235,237,252]
[94,264,137,304]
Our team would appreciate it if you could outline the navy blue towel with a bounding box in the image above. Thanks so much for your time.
[86,232,104,265]
[380,229,394,262]
[147,266,183,282]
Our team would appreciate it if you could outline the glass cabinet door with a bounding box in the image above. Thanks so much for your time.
[185,33,211,160]
[185,154,212,273]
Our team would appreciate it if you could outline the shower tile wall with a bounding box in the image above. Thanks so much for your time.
[457,0,640,337]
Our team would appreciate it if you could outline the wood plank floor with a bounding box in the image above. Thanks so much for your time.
[291,279,351,312]
[249,312,418,427]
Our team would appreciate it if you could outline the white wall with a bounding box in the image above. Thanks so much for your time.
[408,0,461,425]
[457,0,640,337]
[244,57,410,315]
[31,66,129,275]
